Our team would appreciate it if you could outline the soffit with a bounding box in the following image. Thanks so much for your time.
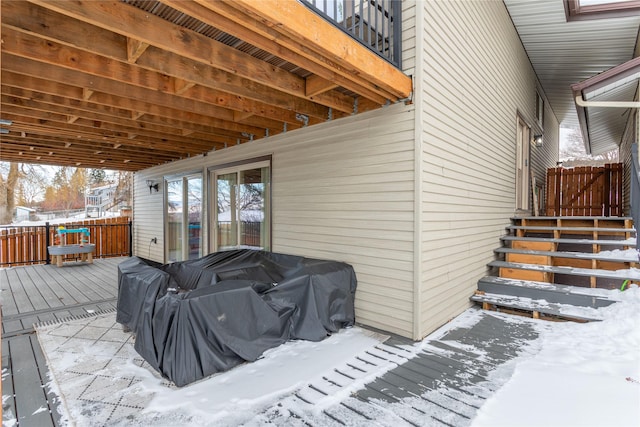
[504,0,640,150]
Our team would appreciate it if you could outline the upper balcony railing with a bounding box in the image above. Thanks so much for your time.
[301,0,402,68]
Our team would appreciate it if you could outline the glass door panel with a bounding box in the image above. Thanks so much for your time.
[187,176,202,260]
[216,172,238,249]
[239,167,269,249]
[166,179,183,262]
[212,161,270,252]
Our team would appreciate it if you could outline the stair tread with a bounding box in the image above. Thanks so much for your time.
[495,247,639,263]
[489,260,640,280]
[507,225,635,232]
[478,276,621,301]
[471,293,604,321]
[501,235,637,246]
[512,216,632,221]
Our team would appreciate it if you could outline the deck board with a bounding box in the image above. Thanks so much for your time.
[2,257,124,427]
[3,256,543,427]
[10,335,56,426]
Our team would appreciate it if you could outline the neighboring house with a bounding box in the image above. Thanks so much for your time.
[14,206,36,222]
[85,184,118,218]
[2,1,639,341]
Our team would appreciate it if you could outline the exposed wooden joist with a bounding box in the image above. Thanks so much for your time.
[221,0,412,100]
[187,0,411,101]
[126,37,149,63]
[1,72,269,138]
[306,75,339,97]
[24,0,367,112]
[2,0,410,171]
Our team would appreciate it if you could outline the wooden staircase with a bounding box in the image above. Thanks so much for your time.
[473,216,639,322]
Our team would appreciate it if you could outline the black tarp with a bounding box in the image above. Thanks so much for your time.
[116,249,357,386]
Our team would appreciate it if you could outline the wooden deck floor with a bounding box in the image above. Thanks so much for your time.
[1,257,124,426]
[2,257,542,426]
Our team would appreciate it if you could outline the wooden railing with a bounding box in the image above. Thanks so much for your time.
[0,217,132,267]
[546,163,623,216]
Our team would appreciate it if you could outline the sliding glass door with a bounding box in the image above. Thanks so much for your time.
[165,173,202,262]
[212,160,270,252]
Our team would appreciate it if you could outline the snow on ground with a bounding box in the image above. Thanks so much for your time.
[5,211,121,227]
[24,286,640,426]
[472,286,640,427]
[129,327,389,423]
[576,248,640,261]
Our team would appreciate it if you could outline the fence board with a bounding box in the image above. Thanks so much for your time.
[0,217,131,267]
[545,163,623,216]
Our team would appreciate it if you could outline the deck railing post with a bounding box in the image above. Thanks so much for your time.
[128,219,133,257]
[45,222,51,265]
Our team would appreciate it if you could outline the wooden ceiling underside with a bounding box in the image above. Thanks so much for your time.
[0,0,412,171]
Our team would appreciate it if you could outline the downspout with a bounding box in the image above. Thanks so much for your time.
[413,1,425,341]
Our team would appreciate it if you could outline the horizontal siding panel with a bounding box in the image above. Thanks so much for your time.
[134,102,417,338]
[417,0,558,338]
[356,310,412,338]
[274,217,413,232]
[276,232,412,258]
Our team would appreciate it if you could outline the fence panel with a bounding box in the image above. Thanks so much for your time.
[0,217,131,267]
[545,163,623,216]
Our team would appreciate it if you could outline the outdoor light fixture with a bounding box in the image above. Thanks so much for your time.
[146,179,159,194]
[532,134,543,147]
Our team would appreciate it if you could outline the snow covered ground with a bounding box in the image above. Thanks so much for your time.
[9,284,638,426]
[472,286,640,427]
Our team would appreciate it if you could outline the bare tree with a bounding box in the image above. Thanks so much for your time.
[0,163,20,224]
[560,127,618,166]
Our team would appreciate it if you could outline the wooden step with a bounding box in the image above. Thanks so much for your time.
[501,235,636,248]
[477,276,617,308]
[489,260,640,288]
[507,225,635,234]
[512,216,633,221]
[495,247,639,270]
[511,240,556,251]
[471,292,603,322]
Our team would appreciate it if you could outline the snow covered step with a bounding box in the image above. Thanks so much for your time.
[489,259,640,285]
[477,276,618,308]
[471,292,604,322]
[507,225,635,234]
[495,247,639,264]
[501,235,637,248]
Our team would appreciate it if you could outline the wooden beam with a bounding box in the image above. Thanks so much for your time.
[306,75,338,97]
[164,0,390,105]
[83,88,94,100]
[5,1,348,117]
[234,111,254,122]
[172,78,195,96]
[2,28,310,125]
[220,0,412,99]
[126,37,149,63]
[25,0,363,113]
[1,73,267,138]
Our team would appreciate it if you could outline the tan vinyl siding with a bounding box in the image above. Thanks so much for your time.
[417,0,559,338]
[133,102,417,338]
[530,90,560,215]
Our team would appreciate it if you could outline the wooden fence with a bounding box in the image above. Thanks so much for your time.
[545,163,623,216]
[0,216,131,267]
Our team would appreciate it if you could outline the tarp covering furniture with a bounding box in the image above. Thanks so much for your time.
[116,249,357,386]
